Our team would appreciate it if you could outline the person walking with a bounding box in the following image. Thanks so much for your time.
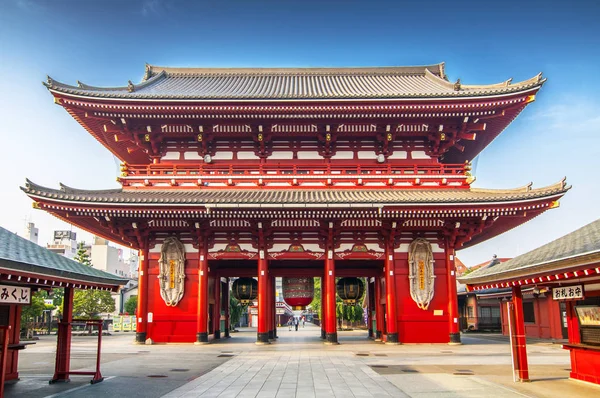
[287,317,292,331]
[294,317,299,331]
[302,316,305,328]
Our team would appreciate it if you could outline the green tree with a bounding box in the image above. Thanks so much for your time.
[229,295,244,330]
[309,277,322,319]
[73,290,115,319]
[71,242,116,321]
[124,295,137,315]
[20,291,51,339]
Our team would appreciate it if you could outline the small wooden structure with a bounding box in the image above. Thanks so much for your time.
[459,219,600,385]
[0,226,127,386]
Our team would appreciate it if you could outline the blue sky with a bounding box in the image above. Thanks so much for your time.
[1,0,599,266]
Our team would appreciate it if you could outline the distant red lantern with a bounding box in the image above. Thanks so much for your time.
[336,277,365,305]
[232,277,258,304]
[282,277,314,310]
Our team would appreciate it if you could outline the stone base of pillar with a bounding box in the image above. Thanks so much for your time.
[268,330,275,340]
[325,332,338,345]
[135,332,147,343]
[214,330,221,339]
[256,332,270,344]
[195,332,209,343]
[321,329,326,339]
[385,333,400,344]
[224,329,230,338]
[368,328,373,338]
[374,330,382,341]
[449,333,462,345]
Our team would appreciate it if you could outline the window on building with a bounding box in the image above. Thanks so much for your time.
[491,306,500,318]
[479,307,491,318]
[523,302,535,323]
[467,306,474,318]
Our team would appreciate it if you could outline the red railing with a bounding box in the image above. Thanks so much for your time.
[123,162,466,177]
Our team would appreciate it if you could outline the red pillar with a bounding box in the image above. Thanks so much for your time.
[267,275,274,340]
[324,250,338,344]
[375,275,384,340]
[135,243,149,343]
[446,242,461,344]
[384,240,399,343]
[224,278,230,338]
[512,286,530,382]
[367,279,374,338]
[196,242,209,343]
[213,276,221,339]
[52,286,74,382]
[257,250,270,343]
[320,276,326,339]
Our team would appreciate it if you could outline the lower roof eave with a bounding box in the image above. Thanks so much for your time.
[462,252,600,289]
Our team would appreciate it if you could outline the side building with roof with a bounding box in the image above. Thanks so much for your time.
[0,226,127,385]
[23,62,569,345]
[459,219,600,385]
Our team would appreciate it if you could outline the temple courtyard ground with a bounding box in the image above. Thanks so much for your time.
[6,324,600,397]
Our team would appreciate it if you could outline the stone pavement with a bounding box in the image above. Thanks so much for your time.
[8,323,600,397]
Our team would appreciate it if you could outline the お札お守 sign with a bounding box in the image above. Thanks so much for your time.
[552,285,583,300]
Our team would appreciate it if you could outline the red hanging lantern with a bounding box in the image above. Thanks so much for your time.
[282,277,314,310]
[336,277,365,305]
[232,277,258,305]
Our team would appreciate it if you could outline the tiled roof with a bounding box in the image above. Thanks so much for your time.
[22,179,569,207]
[0,226,128,287]
[459,218,600,284]
[44,63,545,100]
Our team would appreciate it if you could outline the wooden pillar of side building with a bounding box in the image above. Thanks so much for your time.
[511,286,530,381]
[196,242,209,343]
[272,276,278,339]
[52,286,74,382]
[324,249,338,344]
[384,239,399,343]
[320,276,326,339]
[375,275,384,341]
[446,241,461,344]
[135,243,149,343]
[267,275,274,340]
[367,279,374,338]
[257,250,270,344]
[223,278,230,338]
[213,276,221,339]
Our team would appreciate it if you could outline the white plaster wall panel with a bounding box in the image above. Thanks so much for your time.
[161,152,181,160]
[331,151,354,160]
[388,151,408,159]
[358,151,377,159]
[237,151,260,160]
[270,151,294,159]
[212,151,234,160]
[411,151,430,159]
[297,151,322,160]
[184,152,203,160]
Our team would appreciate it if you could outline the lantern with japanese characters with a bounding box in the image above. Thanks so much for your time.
[336,277,365,305]
[232,277,258,305]
[282,277,314,310]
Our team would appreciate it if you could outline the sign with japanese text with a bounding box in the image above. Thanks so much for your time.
[552,285,583,300]
[0,284,31,304]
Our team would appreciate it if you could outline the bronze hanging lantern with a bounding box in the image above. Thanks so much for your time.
[336,277,365,305]
[282,277,314,310]
[231,277,258,305]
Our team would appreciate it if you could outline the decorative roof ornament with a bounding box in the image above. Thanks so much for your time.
[77,80,84,88]
[46,75,53,85]
[453,79,461,91]
[143,63,152,81]
[127,80,135,93]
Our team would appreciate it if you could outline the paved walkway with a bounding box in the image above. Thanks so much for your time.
[8,323,600,397]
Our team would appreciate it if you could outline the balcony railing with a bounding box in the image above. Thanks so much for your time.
[119,162,470,188]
